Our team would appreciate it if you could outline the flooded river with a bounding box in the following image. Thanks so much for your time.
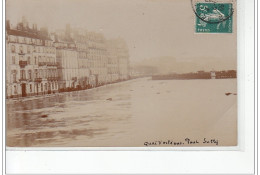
[6,78,237,147]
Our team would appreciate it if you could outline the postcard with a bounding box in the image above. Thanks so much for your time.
[6,0,237,147]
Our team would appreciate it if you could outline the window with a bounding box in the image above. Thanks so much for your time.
[28,70,32,80]
[35,69,38,78]
[46,70,49,78]
[12,56,15,64]
[44,70,47,78]
[33,46,36,52]
[30,84,32,92]
[28,56,31,65]
[45,83,47,91]
[27,45,31,53]
[10,36,14,42]
[12,71,17,82]
[34,57,37,65]
[20,70,26,80]
[39,70,42,78]
[14,85,17,94]
[19,45,23,53]
[11,45,15,53]
[41,83,43,91]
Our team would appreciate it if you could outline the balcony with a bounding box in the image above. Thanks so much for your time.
[19,77,27,82]
[38,62,46,66]
[18,51,25,55]
[34,78,42,83]
[19,61,27,68]
[46,62,58,67]
[39,62,59,67]
[47,77,59,81]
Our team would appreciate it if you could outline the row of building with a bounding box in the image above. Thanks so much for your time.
[6,17,130,98]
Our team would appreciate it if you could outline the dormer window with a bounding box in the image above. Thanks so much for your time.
[11,45,15,53]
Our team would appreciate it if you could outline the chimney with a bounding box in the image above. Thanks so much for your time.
[22,16,28,29]
[32,23,38,31]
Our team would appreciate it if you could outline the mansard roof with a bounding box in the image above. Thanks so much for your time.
[7,29,52,40]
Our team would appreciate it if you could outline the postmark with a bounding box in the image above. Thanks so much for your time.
[191,0,234,33]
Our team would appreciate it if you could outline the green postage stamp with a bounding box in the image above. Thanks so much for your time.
[195,3,233,33]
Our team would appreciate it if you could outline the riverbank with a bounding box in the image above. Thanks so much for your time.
[152,70,237,80]
[6,77,144,104]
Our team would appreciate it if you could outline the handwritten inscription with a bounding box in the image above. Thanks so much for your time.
[204,0,217,3]
[144,138,219,146]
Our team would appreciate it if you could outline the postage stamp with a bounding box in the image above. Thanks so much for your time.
[195,3,233,33]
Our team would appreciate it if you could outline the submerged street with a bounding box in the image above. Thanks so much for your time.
[6,78,237,147]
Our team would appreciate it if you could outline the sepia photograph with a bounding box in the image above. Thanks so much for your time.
[5,0,237,147]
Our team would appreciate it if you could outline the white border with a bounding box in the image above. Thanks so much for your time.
[5,0,241,153]
[2,0,256,173]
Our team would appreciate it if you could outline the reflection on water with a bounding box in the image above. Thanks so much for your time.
[6,78,237,147]
[7,81,133,147]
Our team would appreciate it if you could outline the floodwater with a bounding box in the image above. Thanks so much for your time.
[6,78,237,147]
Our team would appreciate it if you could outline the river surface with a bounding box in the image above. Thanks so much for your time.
[6,78,237,147]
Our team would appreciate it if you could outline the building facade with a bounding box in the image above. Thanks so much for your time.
[106,39,120,82]
[107,38,129,81]
[6,18,130,98]
[54,39,79,90]
[71,29,91,88]
[86,32,108,86]
[6,18,58,98]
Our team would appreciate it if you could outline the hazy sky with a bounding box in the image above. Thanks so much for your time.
[6,0,236,67]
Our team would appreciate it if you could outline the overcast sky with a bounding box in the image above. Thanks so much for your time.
[6,0,236,68]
